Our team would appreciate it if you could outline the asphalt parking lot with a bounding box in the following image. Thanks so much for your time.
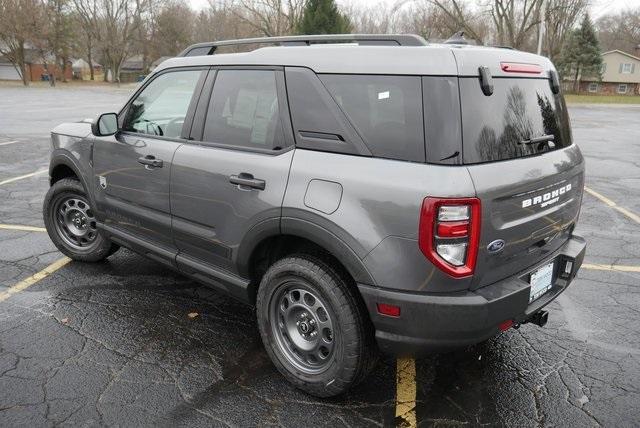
[1,84,639,427]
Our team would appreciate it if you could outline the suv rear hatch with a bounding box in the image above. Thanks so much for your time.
[455,54,584,289]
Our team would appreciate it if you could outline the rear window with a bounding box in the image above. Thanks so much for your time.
[320,75,425,162]
[460,78,571,164]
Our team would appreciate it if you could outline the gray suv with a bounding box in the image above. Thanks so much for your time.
[43,34,586,397]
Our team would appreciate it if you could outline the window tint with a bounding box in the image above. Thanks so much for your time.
[124,70,203,138]
[285,67,367,156]
[203,70,283,150]
[320,74,424,162]
[460,77,572,164]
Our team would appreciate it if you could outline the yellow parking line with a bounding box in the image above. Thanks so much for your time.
[395,357,417,427]
[0,257,70,303]
[0,169,48,186]
[0,224,47,233]
[582,263,640,273]
[584,186,640,224]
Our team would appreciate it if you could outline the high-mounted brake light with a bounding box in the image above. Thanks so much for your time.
[418,197,481,278]
[500,62,542,74]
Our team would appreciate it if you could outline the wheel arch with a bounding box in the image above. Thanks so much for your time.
[49,152,92,198]
[237,217,376,304]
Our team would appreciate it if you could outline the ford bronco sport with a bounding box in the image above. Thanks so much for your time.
[43,34,586,397]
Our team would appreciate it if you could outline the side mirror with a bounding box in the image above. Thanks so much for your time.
[92,112,118,136]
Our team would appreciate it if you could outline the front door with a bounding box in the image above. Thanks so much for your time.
[171,68,294,277]
[93,68,207,263]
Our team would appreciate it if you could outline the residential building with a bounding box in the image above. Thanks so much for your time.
[578,49,640,95]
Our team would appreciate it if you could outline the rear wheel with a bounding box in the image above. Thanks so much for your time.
[43,178,118,262]
[256,254,377,397]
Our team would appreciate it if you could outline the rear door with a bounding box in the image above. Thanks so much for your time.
[170,67,294,278]
[459,76,585,288]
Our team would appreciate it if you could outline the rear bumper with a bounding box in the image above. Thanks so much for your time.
[358,234,586,356]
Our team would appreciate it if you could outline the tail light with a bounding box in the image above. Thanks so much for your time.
[418,197,481,278]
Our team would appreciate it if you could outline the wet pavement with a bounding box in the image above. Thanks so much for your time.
[1,86,639,427]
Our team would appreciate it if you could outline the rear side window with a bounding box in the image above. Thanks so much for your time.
[320,75,425,162]
[460,77,571,164]
[203,70,284,150]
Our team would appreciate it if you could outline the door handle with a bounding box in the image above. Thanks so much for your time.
[229,173,265,190]
[138,155,163,168]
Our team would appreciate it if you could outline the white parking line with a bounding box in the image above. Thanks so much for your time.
[0,140,20,146]
[0,169,48,186]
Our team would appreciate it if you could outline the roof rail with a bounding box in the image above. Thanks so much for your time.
[178,34,428,57]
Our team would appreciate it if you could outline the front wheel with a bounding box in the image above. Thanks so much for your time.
[43,178,118,262]
[256,254,377,397]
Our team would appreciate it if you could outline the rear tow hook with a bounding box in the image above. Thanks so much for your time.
[524,310,549,328]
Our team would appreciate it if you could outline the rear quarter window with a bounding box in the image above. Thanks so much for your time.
[460,77,572,164]
[320,74,425,162]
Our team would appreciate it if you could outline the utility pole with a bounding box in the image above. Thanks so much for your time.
[537,0,546,55]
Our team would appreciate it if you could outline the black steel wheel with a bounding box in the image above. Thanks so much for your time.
[43,178,119,262]
[270,282,336,374]
[52,195,98,250]
[256,254,377,397]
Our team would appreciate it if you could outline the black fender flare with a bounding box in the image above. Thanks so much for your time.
[49,150,94,203]
[235,216,376,286]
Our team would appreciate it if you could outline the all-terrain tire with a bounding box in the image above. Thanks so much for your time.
[256,254,378,397]
[43,178,119,262]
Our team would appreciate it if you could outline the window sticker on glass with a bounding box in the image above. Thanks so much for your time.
[378,91,390,100]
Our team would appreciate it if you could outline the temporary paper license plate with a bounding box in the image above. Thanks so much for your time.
[529,262,554,303]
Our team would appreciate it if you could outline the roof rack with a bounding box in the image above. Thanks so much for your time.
[178,34,428,57]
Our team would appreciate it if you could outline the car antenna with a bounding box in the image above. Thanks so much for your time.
[445,31,470,45]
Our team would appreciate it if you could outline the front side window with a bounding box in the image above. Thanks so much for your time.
[123,70,203,138]
[320,74,425,162]
[618,84,628,94]
[622,63,632,73]
[203,70,284,150]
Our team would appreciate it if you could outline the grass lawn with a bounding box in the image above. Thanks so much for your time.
[565,94,640,104]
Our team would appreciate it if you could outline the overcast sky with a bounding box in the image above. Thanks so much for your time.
[189,0,636,20]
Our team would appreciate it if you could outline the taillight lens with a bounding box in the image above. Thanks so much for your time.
[500,62,543,74]
[418,197,481,278]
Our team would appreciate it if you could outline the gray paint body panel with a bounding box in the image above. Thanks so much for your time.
[46,39,586,354]
[171,143,293,275]
[283,149,476,292]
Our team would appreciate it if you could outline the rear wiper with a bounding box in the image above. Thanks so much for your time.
[520,134,555,149]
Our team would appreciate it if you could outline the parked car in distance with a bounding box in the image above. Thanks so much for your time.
[43,34,586,397]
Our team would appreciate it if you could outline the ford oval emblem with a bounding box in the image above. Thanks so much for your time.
[487,239,506,253]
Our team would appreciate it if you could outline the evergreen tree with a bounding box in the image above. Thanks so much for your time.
[558,13,603,93]
[296,0,352,35]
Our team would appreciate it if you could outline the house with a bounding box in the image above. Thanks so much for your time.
[119,54,146,82]
[71,58,103,80]
[0,49,72,82]
[579,49,640,95]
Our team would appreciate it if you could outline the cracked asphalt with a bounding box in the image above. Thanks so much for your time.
[1,85,639,427]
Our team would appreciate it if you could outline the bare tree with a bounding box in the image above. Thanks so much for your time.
[543,0,588,62]
[0,0,41,86]
[597,7,640,54]
[73,0,100,80]
[488,0,542,49]
[73,0,146,84]
[229,0,305,37]
[427,0,486,43]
